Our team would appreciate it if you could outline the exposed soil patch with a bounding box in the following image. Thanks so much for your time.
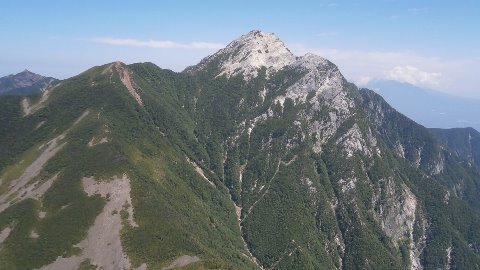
[162,255,200,270]
[0,227,12,245]
[88,137,109,147]
[0,111,89,213]
[30,230,39,239]
[0,137,63,213]
[185,157,215,187]
[35,121,46,130]
[21,83,60,116]
[115,63,143,106]
[39,174,140,270]
[73,110,90,126]
[21,98,31,116]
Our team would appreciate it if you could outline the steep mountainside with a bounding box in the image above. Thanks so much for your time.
[0,70,58,96]
[1,30,480,270]
[430,127,480,167]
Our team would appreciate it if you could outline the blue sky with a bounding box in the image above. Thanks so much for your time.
[1,0,479,97]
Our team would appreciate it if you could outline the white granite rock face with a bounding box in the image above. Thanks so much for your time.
[371,178,427,270]
[189,30,296,80]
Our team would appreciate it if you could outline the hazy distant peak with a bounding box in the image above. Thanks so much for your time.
[0,70,58,95]
[366,79,480,131]
[21,69,34,73]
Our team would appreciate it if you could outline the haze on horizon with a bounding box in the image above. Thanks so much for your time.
[1,0,479,98]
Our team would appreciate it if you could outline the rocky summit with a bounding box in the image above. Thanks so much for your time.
[0,70,58,96]
[0,30,480,270]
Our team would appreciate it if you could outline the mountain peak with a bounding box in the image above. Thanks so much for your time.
[0,69,58,95]
[20,69,34,74]
[242,29,281,42]
[216,30,296,79]
[244,29,267,37]
[187,30,296,80]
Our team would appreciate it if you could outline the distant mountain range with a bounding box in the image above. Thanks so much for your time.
[366,80,480,132]
[0,70,58,95]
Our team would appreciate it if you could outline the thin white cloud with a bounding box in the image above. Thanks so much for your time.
[91,37,225,49]
[318,1,338,7]
[407,7,430,16]
[408,7,429,15]
[385,65,442,87]
[317,32,338,37]
[357,75,373,85]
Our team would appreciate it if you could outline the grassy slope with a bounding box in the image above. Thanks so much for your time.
[0,63,255,269]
